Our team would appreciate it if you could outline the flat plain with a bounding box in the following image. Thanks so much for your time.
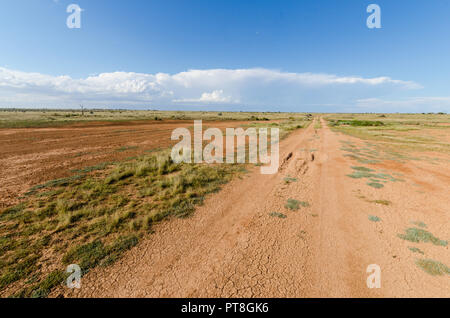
[0,110,448,297]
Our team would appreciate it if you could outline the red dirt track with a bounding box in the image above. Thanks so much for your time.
[51,119,449,297]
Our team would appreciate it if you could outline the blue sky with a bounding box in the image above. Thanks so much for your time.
[0,0,449,112]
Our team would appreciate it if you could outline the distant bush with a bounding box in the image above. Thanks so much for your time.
[329,120,385,127]
[249,115,269,121]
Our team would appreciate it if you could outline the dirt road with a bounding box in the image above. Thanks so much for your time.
[60,118,449,298]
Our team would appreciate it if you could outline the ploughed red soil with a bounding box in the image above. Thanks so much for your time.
[0,120,246,209]
[52,118,449,298]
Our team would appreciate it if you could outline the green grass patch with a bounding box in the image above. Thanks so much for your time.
[299,201,310,207]
[0,254,40,289]
[351,166,374,172]
[408,247,424,255]
[0,203,26,221]
[284,199,309,211]
[285,199,300,211]
[283,177,298,184]
[269,212,287,219]
[330,120,385,127]
[346,171,373,179]
[368,215,381,222]
[415,259,450,276]
[62,240,108,271]
[62,235,138,271]
[346,166,401,188]
[10,270,69,298]
[25,175,84,196]
[367,182,384,189]
[356,158,380,164]
[30,270,67,298]
[398,228,447,246]
[411,221,427,228]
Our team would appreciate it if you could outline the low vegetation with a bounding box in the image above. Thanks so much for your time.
[285,199,300,211]
[269,212,287,219]
[411,221,427,228]
[0,150,246,297]
[284,199,309,211]
[356,193,391,206]
[329,119,384,127]
[408,247,424,255]
[0,109,313,129]
[242,117,312,140]
[398,228,448,246]
[0,111,313,297]
[299,201,310,207]
[328,113,450,155]
[314,120,322,129]
[415,259,450,276]
[367,182,384,189]
[368,215,381,222]
[283,176,298,184]
[346,166,403,189]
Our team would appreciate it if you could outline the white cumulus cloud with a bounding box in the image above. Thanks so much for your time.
[0,66,425,111]
[174,89,237,104]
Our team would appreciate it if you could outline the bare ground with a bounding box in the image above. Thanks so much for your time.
[0,120,246,209]
[54,119,449,298]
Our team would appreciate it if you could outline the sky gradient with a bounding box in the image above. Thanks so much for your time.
[0,0,449,112]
